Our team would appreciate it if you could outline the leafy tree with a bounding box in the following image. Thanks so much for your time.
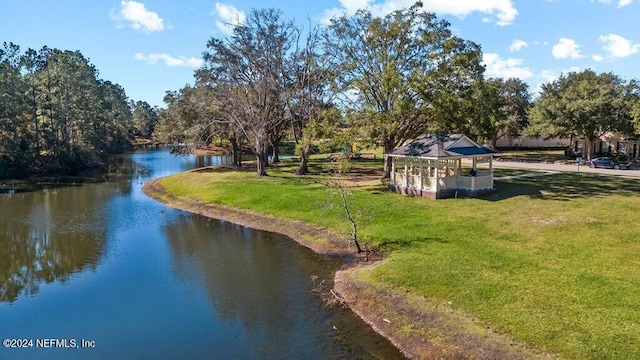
[461,78,531,147]
[628,80,640,133]
[324,3,484,178]
[35,49,105,163]
[156,83,245,165]
[0,42,29,169]
[21,48,44,162]
[92,81,133,155]
[155,88,199,145]
[467,79,505,144]
[0,44,134,177]
[528,70,636,159]
[131,100,159,139]
[500,78,532,135]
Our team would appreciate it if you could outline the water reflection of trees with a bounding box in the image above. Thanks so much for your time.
[164,215,344,357]
[0,185,110,303]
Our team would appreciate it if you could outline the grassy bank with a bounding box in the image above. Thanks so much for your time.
[155,158,640,359]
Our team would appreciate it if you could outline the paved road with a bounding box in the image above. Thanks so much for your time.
[491,160,640,179]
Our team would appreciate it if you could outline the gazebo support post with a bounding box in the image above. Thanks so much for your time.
[419,160,424,191]
[390,157,395,186]
[403,162,408,188]
[434,160,440,193]
[471,157,477,191]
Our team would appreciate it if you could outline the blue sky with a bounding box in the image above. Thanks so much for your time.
[2,1,639,108]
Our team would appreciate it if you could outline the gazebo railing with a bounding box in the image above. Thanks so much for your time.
[473,175,493,190]
[392,166,493,192]
[438,176,458,189]
[457,176,472,189]
[452,174,493,191]
[431,174,493,191]
[409,174,420,188]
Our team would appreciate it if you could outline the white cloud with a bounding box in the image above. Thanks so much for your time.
[551,38,583,59]
[321,0,373,23]
[509,39,528,52]
[541,67,585,82]
[338,0,373,13]
[534,67,584,94]
[598,34,640,58]
[483,53,533,79]
[592,54,605,62]
[135,53,203,68]
[540,70,560,84]
[322,0,518,26]
[111,1,165,33]
[591,0,634,7]
[214,2,246,36]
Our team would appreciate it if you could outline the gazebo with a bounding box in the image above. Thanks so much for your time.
[387,134,501,199]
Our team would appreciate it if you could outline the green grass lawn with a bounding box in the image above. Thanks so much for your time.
[499,148,569,162]
[158,157,640,359]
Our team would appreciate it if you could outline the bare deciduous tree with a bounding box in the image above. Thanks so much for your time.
[202,9,299,176]
[331,157,363,253]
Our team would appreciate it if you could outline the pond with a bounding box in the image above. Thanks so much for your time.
[0,150,404,359]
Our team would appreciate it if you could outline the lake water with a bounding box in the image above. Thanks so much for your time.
[0,150,404,359]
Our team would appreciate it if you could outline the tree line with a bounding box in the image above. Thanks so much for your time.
[157,4,635,179]
[0,43,159,179]
[156,4,539,178]
[7,5,634,180]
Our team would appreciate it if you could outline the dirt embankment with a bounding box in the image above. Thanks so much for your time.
[142,177,351,256]
[143,177,556,360]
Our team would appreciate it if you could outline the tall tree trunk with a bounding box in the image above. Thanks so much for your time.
[255,137,268,176]
[295,142,310,175]
[230,136,241,167]
[262,140,270,168]
[291,118,300,144]
[269,130,284,164]
[382,138,395,179]
[272,142,280,163]
[256,153,268,176]
[584,137,594,160]
[45,66,57,156]
[32,84,40,163]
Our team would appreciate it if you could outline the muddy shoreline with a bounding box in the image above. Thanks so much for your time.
[143,176,555,360]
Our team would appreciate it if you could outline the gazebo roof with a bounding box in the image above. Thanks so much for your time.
[388,134,500,159]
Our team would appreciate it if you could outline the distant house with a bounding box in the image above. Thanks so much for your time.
[496,133,640,160]
[387,134,500,199]
[573,133,639,159]
[494,136,570,148]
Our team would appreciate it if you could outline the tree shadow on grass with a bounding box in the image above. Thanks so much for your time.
[192,165,255,173]
[480,173,640,202]
[305,162,328,174]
